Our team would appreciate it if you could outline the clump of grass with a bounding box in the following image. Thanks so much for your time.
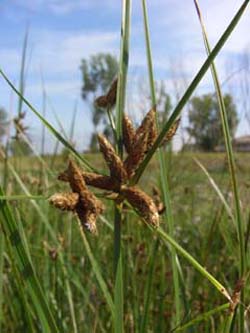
[0,1,249,332]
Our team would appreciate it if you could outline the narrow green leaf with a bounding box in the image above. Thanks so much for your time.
[78,223,115,320]
[113,1,131,332]
[175,303,230,332]
[0,185,59,333]
[141,0,181,324]
[194,158,234,222]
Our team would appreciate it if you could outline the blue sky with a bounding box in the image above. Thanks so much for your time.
[1,0,250,152]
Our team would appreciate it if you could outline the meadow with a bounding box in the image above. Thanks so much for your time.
[0,0,250,332]
[0,151,249,332]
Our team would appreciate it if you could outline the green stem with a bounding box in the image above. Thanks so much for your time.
[107,106,117,142]
[114,1,131,332]
[141,0,181,325]
[175,303,230,332]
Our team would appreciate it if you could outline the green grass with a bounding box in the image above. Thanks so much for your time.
[0,152,249,332]
[0,1,250,332]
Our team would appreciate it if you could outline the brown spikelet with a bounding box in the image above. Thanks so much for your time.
[106,78,118,108]
[162,118,180,145]
[229,279,245,313]
[76,195,104,235]
[49,192,79,211]
[67,160,89,195]
[58,169,117,192]
[124,130,148,178]
[82,172,117,191]
[135,108,156,139]
[95,95,108,108]
[147,115,157,151]
[121,186,159,227]
[62,160,105,234]
[94,78,118,109]
[98,134,127,184]
[58,170,69,182]
[122,114,136,154]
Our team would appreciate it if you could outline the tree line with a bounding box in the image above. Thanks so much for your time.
[0,52,239,155]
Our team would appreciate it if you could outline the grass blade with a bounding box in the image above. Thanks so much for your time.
[194,158,234,222]
[78,223,115,320]
[141,0,181,326]
[114,1,131,332]
[0,185,59,332]
[115,0,131,155]
[139,240,159,333]
[174,303,230,332]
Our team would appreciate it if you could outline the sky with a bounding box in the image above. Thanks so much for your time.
[1,0,250,152]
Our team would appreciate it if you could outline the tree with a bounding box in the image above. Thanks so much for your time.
[187,93,238,151]
[80,53,118,151]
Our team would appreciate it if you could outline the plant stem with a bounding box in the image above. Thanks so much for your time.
[141,0,181,325]
[114,1,131,332]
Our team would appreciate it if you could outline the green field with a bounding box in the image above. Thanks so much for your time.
[0,152,249,332]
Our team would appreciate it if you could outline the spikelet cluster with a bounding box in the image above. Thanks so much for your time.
[95,78,118,109]
[51,81,180,233]
[13,111,29,140]
[50,160,104,234]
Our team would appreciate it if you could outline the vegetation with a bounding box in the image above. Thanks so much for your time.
[80,53,119,150]
[187,93,238,151]
[0,1,250,333]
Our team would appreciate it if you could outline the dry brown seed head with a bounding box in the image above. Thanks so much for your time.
[124,130,148,179]
[76,195,104,235]
[67,160,88,195]
[49,192,79,211]
[122,114,136,154]
[98,134,127,184]
[75,203,98,234]
[121,186,159,227]
[106,78,118,108]
[135,108,156,139]
[58,170,69,182]
[229,278,245,313]
[95,95,108,108]
[76,191,104,234]
[82,172,118,191]
[162,118,181,145]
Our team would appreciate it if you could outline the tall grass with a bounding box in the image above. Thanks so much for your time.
[141,0,181,327]
[0,1,249,332]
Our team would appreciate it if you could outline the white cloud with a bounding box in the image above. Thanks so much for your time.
[9,0,119,15]
[1,29,119,80]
